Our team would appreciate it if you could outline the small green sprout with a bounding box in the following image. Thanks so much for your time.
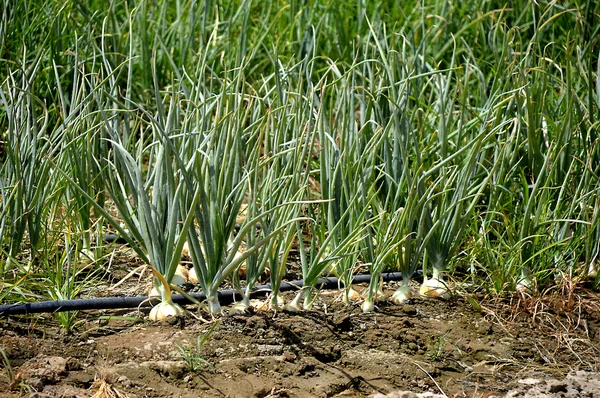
[176,321,220,373]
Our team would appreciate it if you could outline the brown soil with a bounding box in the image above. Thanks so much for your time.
[1,282,599,398]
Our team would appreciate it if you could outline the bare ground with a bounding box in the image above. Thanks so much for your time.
[1,281,599,398]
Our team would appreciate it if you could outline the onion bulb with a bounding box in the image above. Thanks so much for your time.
[147,266,185,321]
[229,297,251,315]
[391,282,412,304]
[361,298,375,312]
[284,291,304,312]
[172,264,189,285]
[419,269,448,298]
[269,294,285,310]
[516,274,532,293]
[188,267,199,284]
[149,301,185,321]
[342,287,361,304]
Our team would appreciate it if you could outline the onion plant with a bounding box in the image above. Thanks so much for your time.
[361,206,406,312]
[58,77,201,319]
[320,63,383,305]
[103,100,202,319]
[53,50,109,265]
[176,63,250,313]
[178,65,306,313]
[231,132,308,312]
[364,176,430,307]
[238,56,319,310]
[288,202,371,312]
[181,131,303,313]
[355,23,442,308]
[419,123,499,297]
[0,52,62,272]
[285,89,373,311]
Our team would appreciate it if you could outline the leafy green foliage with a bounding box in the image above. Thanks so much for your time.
[1,0,599,321]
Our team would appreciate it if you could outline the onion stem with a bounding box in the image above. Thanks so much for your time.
[302,287,316,310]
[206,295,222,313]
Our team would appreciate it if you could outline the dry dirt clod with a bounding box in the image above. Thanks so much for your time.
[16,355,69,389]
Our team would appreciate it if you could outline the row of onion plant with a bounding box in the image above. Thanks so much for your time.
[1,0,599,321]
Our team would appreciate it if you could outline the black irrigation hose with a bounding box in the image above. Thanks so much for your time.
[0,271,422,316]
[102,233,128,244]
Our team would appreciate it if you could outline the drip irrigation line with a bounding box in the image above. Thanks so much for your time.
[0,271,421,316]
[102,234,128,244]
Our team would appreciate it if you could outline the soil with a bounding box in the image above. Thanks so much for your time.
[1,281,599,398]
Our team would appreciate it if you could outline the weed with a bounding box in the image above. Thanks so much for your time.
[426,333,447,361]
[176,321,220,373]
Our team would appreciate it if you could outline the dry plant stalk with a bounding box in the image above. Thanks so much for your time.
[90,378,128,398]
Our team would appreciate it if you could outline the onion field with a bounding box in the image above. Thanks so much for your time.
[1,1,599,396]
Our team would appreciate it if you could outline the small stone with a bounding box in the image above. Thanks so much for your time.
[252,386,271,398]
[415,392,446,398]
[257,344,284,356]
[41,356,68,375]
[246,316,267,329]
[145,360,187,379]
[333,315,352,330]
[20,355,68,387]
[548,382,568,393]
[388,392,418,398]
[517,378,541,385]
[117,375,132,387]
[27,393,52,398]
[65,357,81,371]
[281,351,296,362]
[476,322,493,335]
